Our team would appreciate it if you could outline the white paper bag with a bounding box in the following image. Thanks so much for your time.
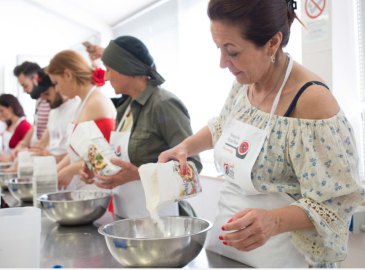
[17,151,35,178]
[139,161,202,212]
[33,156,58,208]
[70,121,122,176]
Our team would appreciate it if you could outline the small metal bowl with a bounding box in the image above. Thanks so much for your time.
[38,190,112,226]
[0,172,17,190]
[5,178,33,202]
[99,216,213,268]
[0,162,13,172]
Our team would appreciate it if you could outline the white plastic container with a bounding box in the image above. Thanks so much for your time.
[0,207,41,267]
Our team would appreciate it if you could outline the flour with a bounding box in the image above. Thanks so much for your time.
[139,161,202,237]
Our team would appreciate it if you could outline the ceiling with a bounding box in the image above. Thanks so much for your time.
[60,0,160,26]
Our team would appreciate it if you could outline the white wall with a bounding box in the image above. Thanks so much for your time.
[0,0,97,123]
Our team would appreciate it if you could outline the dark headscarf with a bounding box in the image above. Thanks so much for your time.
[102,36,165,86]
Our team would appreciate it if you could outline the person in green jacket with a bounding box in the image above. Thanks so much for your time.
[79,36,202,219]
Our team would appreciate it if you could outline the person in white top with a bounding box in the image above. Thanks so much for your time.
[158,0,364,268]
[28,69,81,163]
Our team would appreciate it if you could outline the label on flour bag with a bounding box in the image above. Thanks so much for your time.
[33,156,58,208]
[139,161,202,212]
[70,121,121,177]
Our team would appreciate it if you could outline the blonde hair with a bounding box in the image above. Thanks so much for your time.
[46,50,94,85]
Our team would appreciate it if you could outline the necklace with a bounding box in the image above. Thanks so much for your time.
[244,55,289,119]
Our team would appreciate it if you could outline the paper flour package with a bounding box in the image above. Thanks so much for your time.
[33,156,57,208]
[17,151,35,178]
[139,161,202,211]
[70,121,121,176]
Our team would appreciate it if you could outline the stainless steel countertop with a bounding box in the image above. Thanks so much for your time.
[2,190,251,268]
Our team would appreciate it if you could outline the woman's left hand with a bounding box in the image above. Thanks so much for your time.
[219,208,280,252]
[94,158,140,189]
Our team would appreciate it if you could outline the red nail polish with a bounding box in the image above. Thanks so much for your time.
[223,241,227,245]
[219,236,223,240]
[183,169,187,175]
[221,226,225,231]
[227,218,233,223]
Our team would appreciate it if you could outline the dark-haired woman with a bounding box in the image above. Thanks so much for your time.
[159,0,364,267]
[79,36,202,219]
[0,94,31,159]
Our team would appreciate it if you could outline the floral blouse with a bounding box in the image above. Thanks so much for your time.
[207,80,365,267]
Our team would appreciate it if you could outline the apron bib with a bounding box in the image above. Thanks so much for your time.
[110,105,178,219]
[30,114,39,145]
[2,117,26,155]
[48,120,64,155]
[205,55,308,268]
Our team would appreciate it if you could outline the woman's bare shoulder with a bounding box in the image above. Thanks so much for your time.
[289,63,340,120]
[78,90,116,122]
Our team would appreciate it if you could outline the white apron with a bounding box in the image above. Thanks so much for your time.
[30,101,41,145]
[30,114,39,145]
[48,120,64,156]
[110,105,178,219]
[2,116,26,155]
[205,55,308,268]
[65,86,101,191]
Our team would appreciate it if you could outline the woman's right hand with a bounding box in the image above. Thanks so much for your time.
[79,163,95,185]
[158,143,189,175]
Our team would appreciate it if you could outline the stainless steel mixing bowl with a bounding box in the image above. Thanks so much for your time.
[99,216,213,268]
[5,178,33,202]
[0,162,13,172]
[0,172,17,190]
[38,190,112,226]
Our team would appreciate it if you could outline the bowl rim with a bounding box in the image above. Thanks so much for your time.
[98,216,213,240]
[37,190,112,203]
[5,178,33,184]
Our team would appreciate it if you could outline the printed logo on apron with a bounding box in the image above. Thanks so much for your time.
[115,145,122,157]
[224,132,251,159]
[223,163,234,178]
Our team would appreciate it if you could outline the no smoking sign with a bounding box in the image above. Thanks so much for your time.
[305,0,326,19]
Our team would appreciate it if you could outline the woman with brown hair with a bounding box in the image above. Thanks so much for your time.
[159,0,365,267]
[46,50,116,190]
[0,94,31,159]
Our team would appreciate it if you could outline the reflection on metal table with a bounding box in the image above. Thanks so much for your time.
[1,190,250,268]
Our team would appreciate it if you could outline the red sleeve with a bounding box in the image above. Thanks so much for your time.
[9,120,32,149]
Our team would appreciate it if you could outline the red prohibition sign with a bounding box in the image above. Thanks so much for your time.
[305,0,326,19]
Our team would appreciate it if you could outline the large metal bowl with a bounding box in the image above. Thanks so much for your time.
[0,172,17,190]
[38,190,112,226]
[99,216,213,268]
[0,162,13,172]
[5,178,33,202]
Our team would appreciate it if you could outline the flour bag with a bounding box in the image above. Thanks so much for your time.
[17,151,35,178]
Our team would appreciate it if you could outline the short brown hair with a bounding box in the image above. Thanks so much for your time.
[46,50,94,86]
[208,0,299,48]
[13,61,40,77]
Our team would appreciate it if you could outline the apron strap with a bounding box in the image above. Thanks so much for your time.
[116,105,131,132]
[74,85,97,122]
